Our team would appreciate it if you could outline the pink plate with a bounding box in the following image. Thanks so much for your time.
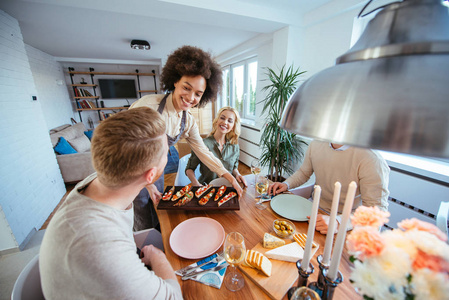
[169,217,225,259]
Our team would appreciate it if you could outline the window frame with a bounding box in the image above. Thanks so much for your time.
[219,56,258,121]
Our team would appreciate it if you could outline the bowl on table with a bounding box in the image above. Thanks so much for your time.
[273,219,296,238]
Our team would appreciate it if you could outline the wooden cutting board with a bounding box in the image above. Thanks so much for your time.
[238,239,319,300]
[157,186,239,210]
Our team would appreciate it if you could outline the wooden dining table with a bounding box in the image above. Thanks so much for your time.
[157,175,360,300]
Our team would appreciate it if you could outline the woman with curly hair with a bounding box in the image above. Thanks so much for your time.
[185,106,247,187]
[130,45,244,230]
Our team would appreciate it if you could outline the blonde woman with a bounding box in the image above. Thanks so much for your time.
[186,107,247,187]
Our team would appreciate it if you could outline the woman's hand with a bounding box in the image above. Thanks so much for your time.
[268,182,288,196]
[146,184,162,206]
[186,169,202,186]
[222,172,243,199]
[233,170,247,187]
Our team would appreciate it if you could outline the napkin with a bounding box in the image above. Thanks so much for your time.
[175,253,228,289]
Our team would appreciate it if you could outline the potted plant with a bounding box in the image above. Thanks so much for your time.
[259,65,308,182]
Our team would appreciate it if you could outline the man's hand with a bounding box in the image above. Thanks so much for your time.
[268,182,288,196]
[308,214,339,235]
[146,184,162,206]
[140,244,177,280]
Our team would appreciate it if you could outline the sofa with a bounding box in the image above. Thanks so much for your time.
[50,123,95,183]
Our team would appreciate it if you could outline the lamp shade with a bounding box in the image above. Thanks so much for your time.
[280,0,449,157]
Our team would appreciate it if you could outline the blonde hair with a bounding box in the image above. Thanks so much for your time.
[91,107,166,188]
[210,106,241,144]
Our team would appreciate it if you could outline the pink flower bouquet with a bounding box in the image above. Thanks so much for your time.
[346,206,449,300]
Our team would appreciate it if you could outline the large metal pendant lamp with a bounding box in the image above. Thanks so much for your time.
[280,0,449,157]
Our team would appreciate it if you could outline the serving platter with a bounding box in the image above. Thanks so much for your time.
[157,185,239,210]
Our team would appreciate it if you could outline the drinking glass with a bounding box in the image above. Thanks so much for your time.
[250,159,261,186]
[255,175,269,210]
[223,232,246,291]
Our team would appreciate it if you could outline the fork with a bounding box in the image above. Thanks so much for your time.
[176,251,224,276]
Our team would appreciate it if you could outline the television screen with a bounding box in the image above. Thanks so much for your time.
[98,79,137,99]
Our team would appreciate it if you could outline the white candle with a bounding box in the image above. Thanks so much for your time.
[322,182,341,266]
[301,185,321,272]
[327,181,357,281]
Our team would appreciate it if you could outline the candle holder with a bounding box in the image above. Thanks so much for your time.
[321,268,343,300]
[307,255,328,297]
[295,259,315,287]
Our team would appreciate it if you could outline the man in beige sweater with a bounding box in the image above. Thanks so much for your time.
[269,140,390,234]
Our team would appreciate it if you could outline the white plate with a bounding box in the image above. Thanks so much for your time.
[169,217,225,259]
[270,194,313,221]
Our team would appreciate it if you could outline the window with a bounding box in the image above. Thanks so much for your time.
[219,58,257,120]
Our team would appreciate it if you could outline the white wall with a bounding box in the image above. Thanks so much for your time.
[26,45,75,130]
[0,10,66,251]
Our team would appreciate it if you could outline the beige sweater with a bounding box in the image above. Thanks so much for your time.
[285,140,390,213]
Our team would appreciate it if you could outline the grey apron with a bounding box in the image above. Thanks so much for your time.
[133,94,187,231]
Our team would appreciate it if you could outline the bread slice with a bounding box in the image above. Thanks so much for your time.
[244,249,272,277]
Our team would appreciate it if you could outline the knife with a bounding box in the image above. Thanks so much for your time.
[181,262,229,280]
[182,256,224,276]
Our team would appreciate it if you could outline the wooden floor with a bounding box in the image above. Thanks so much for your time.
[41,155,251,230]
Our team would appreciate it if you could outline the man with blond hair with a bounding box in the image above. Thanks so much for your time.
[40,107,182,299]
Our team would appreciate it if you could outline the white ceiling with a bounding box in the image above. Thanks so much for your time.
[0,0,332,63]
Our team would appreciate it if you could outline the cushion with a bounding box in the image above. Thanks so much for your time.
[68,134,91,153]
[84,130,94,140]
[50,123,87,147]
[54,137,77,155]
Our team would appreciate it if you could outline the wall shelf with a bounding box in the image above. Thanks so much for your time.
[68,67,157,123]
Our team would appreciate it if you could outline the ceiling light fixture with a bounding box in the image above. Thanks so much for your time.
[130,39,151,50]
[280,0,449,158]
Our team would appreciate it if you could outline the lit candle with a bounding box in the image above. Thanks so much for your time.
[322,182,341,266]
[301,185,321,272]
[327,181,357,281]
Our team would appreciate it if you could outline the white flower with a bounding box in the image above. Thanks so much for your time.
[412,269,449,300]
[405,230,449,261]
[350,260,391,299]
[367,247,411,289]
[382,230,417,259]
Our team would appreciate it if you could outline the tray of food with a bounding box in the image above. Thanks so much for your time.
[157,184,239,210]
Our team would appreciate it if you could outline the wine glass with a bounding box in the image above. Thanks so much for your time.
[255,175,269,210]
[250,158,261,186]
[223,232,246,291]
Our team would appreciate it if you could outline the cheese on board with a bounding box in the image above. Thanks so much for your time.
[263,233,285,249]
[265,242,304,263]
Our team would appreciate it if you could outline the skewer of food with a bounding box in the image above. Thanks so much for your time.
[217,191,237,207]
[195,184,212,198]
[198,188,215,206]
[172,184,192,201]
[173,191,194,206]
[161,186,175,201]
[213,185,227,201]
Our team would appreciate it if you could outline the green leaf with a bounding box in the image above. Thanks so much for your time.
[259,64,308,180]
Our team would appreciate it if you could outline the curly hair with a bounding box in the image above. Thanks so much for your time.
[160,45,223,108]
